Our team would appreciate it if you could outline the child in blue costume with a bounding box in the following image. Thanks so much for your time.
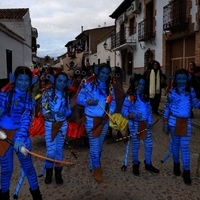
[76,63,116,182]
[163,68,200,185]
[121,74,159,176]
[0,66,42,200]
[41,72,72,185]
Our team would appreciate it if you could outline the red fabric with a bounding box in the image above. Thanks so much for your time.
[128,95,134,101]
[106,95,112,103]
[67,121,85,139]
[68,85,78,92]
[1,82,13,92]
[29,117,45,137]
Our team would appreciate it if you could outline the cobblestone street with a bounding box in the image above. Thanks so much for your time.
[10,108,200,200]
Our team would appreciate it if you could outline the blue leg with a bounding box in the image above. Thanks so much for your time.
[13,169,25,199]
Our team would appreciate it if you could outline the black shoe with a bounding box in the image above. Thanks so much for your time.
[45,168,53,184]
[55,167,63,185]
[173,163,181,176]
[132,161,140,176]
[182,170,191,185]
[1,190,10,200]
[144,161,159,173]
[30,187,43,200]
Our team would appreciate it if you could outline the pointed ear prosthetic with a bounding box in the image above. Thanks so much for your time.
[32,76,38,85]
[9,72,15,83]
[93,65,98,75]
[66,78,72,87]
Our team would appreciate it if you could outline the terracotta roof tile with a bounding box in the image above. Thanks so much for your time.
[0,8,29,19]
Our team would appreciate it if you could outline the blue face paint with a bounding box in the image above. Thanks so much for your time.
[55,74,68,91]
[176,73,187,88]
[98,68,110,82]
[137,79,145,92]
[15,74,30,92]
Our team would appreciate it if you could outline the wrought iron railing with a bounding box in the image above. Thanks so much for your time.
[111,27,136,49]
[138,18,155,41]
[163,0,189,31]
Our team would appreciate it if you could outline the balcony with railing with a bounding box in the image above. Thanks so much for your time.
[111,27,136,51]
[138,18,155,41]
[163,0,189,31]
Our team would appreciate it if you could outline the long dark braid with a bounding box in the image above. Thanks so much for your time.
[7,66,32,115]
[52,72,70,108]
[127,73,149,102]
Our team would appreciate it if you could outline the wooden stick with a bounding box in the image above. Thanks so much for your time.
[1,136,73,166]
[27,150,73,165]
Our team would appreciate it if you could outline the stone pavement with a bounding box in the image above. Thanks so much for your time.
[9,84,200,200]
[10,118,200,200]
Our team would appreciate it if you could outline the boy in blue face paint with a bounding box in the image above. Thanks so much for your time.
[0,66,43,200]
[41,72,72,185]
[121,74,159,176]
[77,63,116,182]
[163,68,200,185]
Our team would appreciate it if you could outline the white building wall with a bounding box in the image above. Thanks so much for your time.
[0,30,29,79]
[97,39,114,66]
[115,0,168,69]
[0,11,32,67]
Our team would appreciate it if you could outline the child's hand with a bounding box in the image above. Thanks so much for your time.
[128,113,134,119]
[134,113,142,121]
[54,112,65,121]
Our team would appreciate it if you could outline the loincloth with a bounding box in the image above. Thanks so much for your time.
[92,117,104,137]
[137,121,147,140]
[51,121,64,141]
[174,117,188,136]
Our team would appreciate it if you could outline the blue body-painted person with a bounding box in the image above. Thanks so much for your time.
[121,74,159,176]
[41,72,72,185]
[76,63,116,182]
[163,68,200,185]
[0,66,42,200]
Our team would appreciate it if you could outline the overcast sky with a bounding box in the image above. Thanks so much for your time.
[0,0,123,59]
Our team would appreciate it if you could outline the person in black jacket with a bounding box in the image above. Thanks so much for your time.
[143,60,167,115]
[191,66,200,98]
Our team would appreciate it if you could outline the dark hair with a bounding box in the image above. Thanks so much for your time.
[147,60,161,70]
[127,73,149,102]
[98,63,111,73]
[173,68,190,93]
[54,72,68,83]
[98,63,112,93]
[7,66,33,115]
[189,62,196,68]
[51,72,70,107]
[193,66,200,74]
[89,63,112,100]
[14,66,32,85]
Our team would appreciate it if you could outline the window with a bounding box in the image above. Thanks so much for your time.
[144,49,154,69]
[129,17,136,35]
